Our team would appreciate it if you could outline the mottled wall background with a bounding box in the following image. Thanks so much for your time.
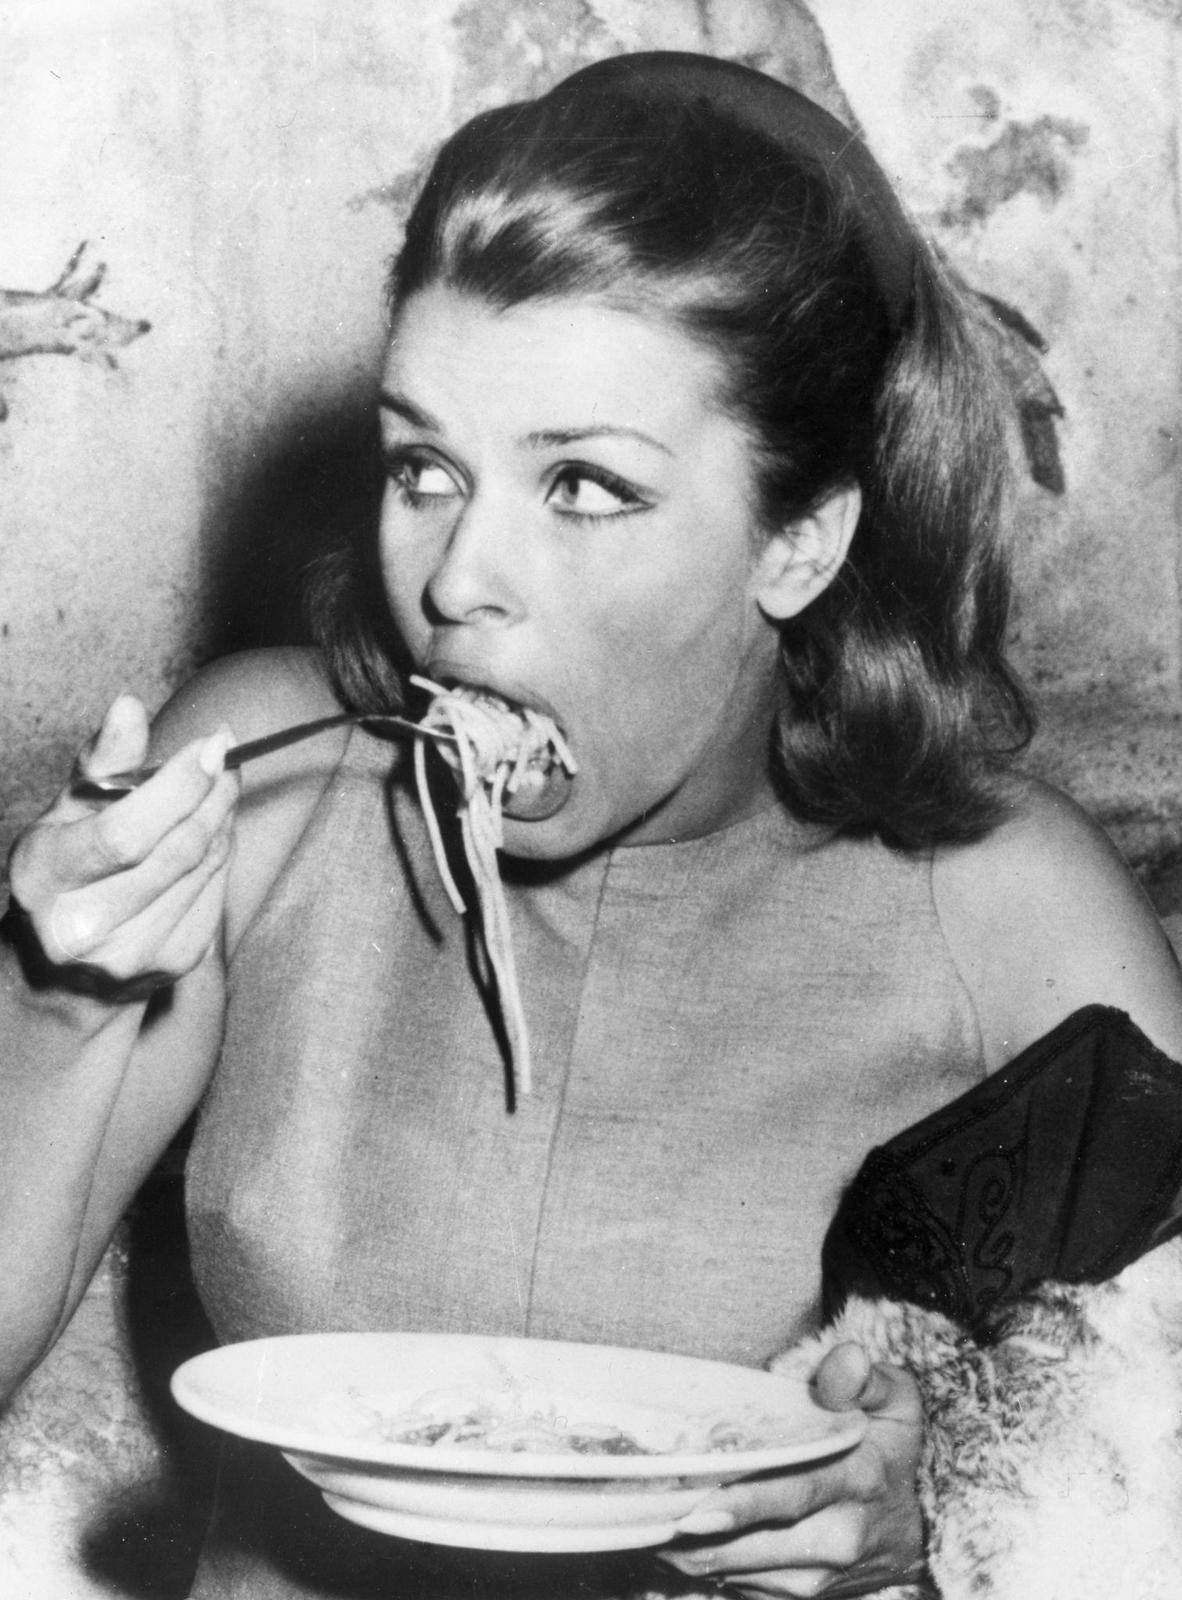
[2,0,1181,1593]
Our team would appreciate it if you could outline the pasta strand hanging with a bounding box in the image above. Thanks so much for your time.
[409,676,577,1099]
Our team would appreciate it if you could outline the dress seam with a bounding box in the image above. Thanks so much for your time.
[228,721,368,965]
[521,851,616,1334]
[927,843,988,1083]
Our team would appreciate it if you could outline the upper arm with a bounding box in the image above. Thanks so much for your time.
[933,778,1182,1071]
[0,649,350,1366]
[148,646,349,953]
[147,645,342,762]
[81,647,347,1253]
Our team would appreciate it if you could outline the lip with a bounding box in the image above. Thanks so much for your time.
[503,764,575,822]
[421,660,570,742]
[419,660,577,824]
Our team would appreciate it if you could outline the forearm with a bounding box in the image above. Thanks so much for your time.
[0,933,155,1396]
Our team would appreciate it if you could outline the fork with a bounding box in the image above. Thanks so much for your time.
[70,712,454,801]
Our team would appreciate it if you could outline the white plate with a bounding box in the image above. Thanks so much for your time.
[171,1331,865,1552]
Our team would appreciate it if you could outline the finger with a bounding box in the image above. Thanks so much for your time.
[814,1347,918,1422]
[851,1364,901,1415]
[812,1344,908,1420]
[660,1557,833,1599]
[30,851,233,1002]
[116,851,233,980]
[813,1343,872,1412]
[715,1567,911,1600]
[74,693,151,781]
[736,1581,831,1600]
[8,778,230,962]
[664,1504,865,1581]
[44,811,235,969]
[26,696,150,830]
[677,1454,859,1537]
[660,1544,838,1598]
[49,732,236,891]
[46,779,237,955]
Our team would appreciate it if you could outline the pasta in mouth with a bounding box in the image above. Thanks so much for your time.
[410,676,578,1100]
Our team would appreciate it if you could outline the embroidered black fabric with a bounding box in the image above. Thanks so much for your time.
[821,1005,1182,1336]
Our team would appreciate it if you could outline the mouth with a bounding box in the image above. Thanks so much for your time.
[502,762,574,821]
[412,670,577,822]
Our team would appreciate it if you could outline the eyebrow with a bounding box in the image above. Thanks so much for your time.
[525,426,673,458]
[379,393,672,459]
[379,391,440,431]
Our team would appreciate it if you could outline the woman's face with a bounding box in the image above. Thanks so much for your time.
[379,285,788,859]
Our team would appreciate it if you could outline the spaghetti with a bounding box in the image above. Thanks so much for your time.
[318,1383,783,1456]
[410,676,577,1098]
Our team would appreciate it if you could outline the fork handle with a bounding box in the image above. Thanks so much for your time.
[70,712,441,800]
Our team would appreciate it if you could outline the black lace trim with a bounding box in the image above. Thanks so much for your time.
[821,1005,1182,1334]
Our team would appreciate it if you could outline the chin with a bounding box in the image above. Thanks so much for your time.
[500,786,686,862]
[499,812,600,864]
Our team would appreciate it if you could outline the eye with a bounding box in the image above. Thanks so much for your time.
[386,450,462,506]
[546,465,649,520]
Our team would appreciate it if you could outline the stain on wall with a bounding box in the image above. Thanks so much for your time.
[451,0,616,107]
[704,0,856,124]
[0,242,149,419]
[941,108,1090,227]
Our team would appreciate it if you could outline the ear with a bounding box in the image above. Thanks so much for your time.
[754,483,862,621]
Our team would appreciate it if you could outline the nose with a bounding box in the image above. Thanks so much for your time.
[423,497,524,627]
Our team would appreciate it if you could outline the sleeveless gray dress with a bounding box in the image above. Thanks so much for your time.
[185,729,984,1597]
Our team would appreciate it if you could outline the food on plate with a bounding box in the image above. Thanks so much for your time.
[317,1382,787,1458]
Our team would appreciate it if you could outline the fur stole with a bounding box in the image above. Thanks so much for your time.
[643,1236,1182,1600]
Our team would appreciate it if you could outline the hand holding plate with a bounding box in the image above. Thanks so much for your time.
[660,1343,925,1598]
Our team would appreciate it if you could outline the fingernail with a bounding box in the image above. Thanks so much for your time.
[199,728,232,776]
[99,692,133,729]
[675,1508,736,1536]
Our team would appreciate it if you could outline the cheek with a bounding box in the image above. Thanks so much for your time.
[572,577,755,759]
[378,505,431,642]
[612,549,757,683]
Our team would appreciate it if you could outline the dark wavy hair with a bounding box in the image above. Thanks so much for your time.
[310,76,1034,848]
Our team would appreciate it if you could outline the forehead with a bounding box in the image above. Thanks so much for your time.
[382,286,732,441]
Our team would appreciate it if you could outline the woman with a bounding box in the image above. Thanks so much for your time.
[4,51,1182,1600]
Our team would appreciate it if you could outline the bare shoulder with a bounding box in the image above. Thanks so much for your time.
[151,647,350,953]
[149,645,341,756]
[932,775,1182,1068]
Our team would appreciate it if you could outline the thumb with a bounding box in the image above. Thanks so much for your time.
[79,693,150,779]
[813,1340,897,1413]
